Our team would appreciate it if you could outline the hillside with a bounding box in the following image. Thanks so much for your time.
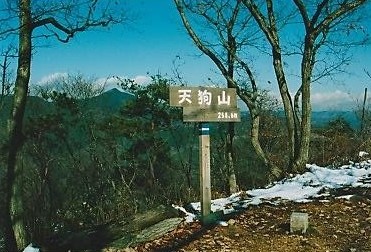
[130,192,370,252]
[105,162,371,252]
[0,95,51,130]
[26,161,369,252]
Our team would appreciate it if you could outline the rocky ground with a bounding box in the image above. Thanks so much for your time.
[105,186,370,252]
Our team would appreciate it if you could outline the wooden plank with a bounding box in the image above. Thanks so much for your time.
[169,86,237,108]
[183,107,241,122]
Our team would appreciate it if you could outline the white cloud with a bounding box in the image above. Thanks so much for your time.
[267,89,358,111]
[98,75,152,91]
[96,76,119,91]
[311,90,355,111]
[133,75,151,85]
[36,72,68,85]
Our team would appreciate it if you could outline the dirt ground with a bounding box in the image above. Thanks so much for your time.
[106,186,371,252]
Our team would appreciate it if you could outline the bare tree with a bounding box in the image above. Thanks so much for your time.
[33,73,106,100]
[174,0,283,186]
[0,0,127,250]
[174,0,370,178]
[241,0,369,172]
[0,45,16,111]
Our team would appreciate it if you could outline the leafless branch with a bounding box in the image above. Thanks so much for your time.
[364,69,371,79]
[2,0,127,43]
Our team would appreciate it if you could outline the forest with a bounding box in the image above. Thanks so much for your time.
[1,73,370,251]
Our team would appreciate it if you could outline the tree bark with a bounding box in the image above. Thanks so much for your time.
[4,0,32,250]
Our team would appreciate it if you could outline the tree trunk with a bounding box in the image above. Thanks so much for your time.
[272,50,297,171]
[226,123,238,194]
[292,81,311,173]
[147,152,156,186]
[225,29,238,194]
[249,106,282,180]
[292,36,314,173]
[4,0,32,250]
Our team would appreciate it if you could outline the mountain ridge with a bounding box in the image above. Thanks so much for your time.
[0,89,360,128]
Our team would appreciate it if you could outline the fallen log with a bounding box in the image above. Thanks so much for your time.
[111,217,183,248]
[42,205,180,251]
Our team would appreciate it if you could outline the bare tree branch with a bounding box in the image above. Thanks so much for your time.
[365,69,371,79]
[313,0,367,38]
[174,0,230,82]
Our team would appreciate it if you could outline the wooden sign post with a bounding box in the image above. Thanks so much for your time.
[169,86,240,223]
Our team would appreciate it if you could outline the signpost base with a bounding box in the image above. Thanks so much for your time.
[201,210,224,226]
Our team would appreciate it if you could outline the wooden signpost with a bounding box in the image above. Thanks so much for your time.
[169,86,240,223]
[198,123,211,218]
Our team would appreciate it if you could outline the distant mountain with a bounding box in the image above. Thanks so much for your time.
[0,88,133,121]
[267,110,359,129]
[1,90,360,129]
[83,88,134,113]
[311,111,359,129]
[0,95,51,119]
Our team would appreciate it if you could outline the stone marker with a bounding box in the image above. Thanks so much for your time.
[290,212,309,234]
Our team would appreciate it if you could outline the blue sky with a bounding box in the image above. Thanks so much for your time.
[31,1,217,85]
[2,1,371,111]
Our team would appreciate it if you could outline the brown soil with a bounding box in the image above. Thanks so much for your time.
[107,187,371,252]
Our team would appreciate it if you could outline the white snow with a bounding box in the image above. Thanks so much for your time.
[172,205,196,223]
[178,160,371,222]
[22,244,40,252]
[359,151,369,157]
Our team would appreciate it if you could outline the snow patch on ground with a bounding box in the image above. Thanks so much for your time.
[22,244,40,252]
[179,160,371,222]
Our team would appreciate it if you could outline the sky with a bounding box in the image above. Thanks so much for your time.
[174,155,371,223]
[30,1,217,87]
[1,1,371,111]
